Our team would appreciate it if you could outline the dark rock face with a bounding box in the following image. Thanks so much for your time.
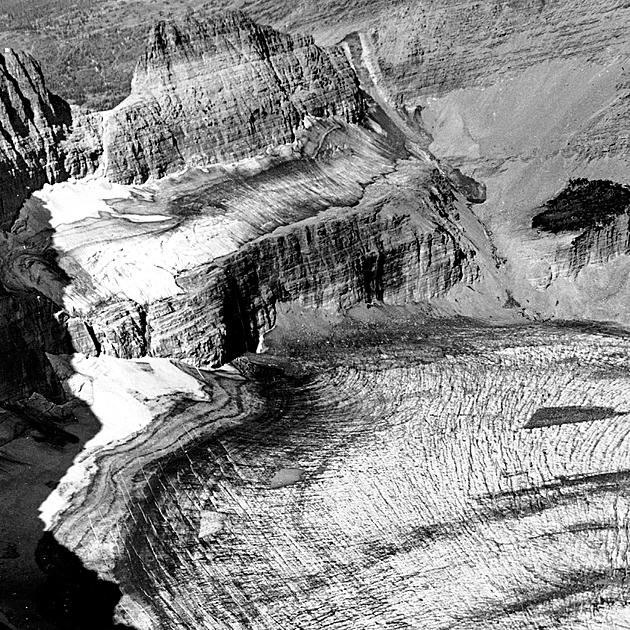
[62,108,103,180]
[101,11,366,184]
[0,291,70,402]
[0,49,72,230]
[532,178,630,233]
[448,167,486,204]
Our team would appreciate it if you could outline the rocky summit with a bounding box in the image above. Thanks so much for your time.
[101,11,365,183]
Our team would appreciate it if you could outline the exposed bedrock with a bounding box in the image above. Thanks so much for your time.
[3,81,497,368]
[288,0,630,323]
[1,8,498,374]
[339,0,630,102]
[66,163,486,367]
[392,35,630,322]
[0,47,103,230]
[141,178,480,366]
[0,291,70,401]
[0,49,71,230]
[101,11,365,184]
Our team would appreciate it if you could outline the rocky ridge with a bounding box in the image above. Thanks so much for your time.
[0,49,71,231]
[0,49,103,232]
[9,114,492,368]
[341,0,630,102]
[101,11,365,183]
[1,8,499,372]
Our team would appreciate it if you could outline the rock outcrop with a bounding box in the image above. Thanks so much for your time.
[393,1,630,324]
[0,10,496,384]
[9,5,630,629]
[0,49,71,230]
[10,111,493,368]
[530,179,630,280]
[0,291,70,401]
[341,0,630,101]
[101,11,366,184]
[61,108,103,181]
[104,167,481,366]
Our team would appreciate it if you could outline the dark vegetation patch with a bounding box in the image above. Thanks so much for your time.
[532,178,630,233]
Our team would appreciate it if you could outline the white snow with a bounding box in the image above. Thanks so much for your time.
[199,511,226,539]
[33,177,170,228]
[39,355,210,530]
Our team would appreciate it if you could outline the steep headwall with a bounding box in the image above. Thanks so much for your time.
[343,0,630,101]
[55,145,487,366]
[78,169,481,366]
[0,6,498,378]
[101,11,365,184]
[0,49,71,230]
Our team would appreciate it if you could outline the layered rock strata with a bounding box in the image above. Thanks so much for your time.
[8,5,630,629]
[0,10,496,383]
[141,169,481,366]
[341,0,630,102]
[0,48,105,231]
[9,113,491,367]
[61,108,103,180]
[407,42,630,322]
[101,11,365,184]
[0,49,71,230]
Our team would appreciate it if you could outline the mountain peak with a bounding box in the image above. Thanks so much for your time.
[103,12,365,184]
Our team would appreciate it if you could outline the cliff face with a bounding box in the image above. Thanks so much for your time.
[341,0,630,101]
[0,10,496,380]
[0,49,71,230]
[88,168,481,366]
[11,6,630,630]
[61,108,103,181]
[0,50,79,399]
[353,0,630,323]
[101,11,365,184]
[11,112,492,368]
[0,291,70,401]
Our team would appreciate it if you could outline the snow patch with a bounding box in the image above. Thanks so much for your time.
[39,355,210,530]
[33,177,169,228]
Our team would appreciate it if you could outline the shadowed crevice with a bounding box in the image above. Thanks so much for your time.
[524,405,622,428]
